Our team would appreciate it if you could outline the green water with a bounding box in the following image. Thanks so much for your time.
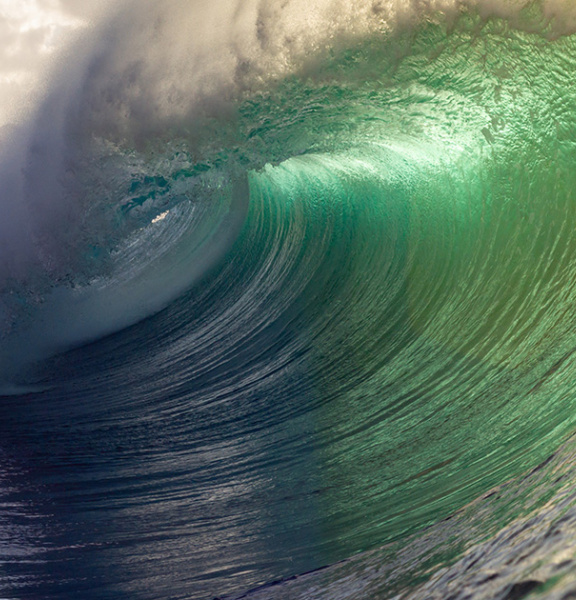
[11,6,576,598]
[223,9,576,559]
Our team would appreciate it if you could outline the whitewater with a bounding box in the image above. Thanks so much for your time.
[3,0,576,598]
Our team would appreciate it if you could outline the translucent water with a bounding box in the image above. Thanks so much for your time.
[3,2,576,599]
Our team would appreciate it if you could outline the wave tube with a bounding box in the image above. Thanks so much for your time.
[3,1,576,599]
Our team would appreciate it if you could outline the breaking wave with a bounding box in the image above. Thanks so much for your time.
[3,1,576,598]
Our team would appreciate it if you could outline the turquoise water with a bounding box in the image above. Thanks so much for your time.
[3,2,576,599]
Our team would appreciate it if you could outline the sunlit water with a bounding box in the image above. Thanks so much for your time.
[3,2,576,599]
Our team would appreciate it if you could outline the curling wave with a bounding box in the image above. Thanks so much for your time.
[3,1,576,599]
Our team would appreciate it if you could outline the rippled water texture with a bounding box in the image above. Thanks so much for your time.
[3,1,576,599]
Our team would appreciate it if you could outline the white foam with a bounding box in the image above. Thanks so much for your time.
[0,0,571,384]
[0,0,569,285]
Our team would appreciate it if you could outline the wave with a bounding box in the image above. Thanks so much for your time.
[3,1,576,599]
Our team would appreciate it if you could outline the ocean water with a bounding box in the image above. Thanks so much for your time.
[3,1,576,598]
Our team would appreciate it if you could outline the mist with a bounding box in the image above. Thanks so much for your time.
[0,0,573,383]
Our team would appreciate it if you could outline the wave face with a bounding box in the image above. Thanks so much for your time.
[4,1,576,599]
